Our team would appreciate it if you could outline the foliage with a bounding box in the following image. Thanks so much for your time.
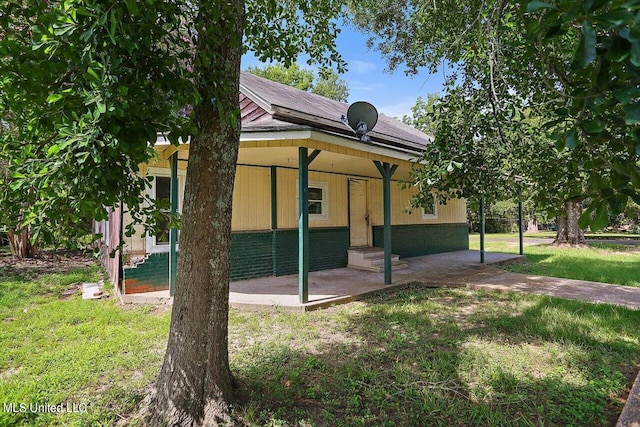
[348,0,640,231]
[246,62,315,91]
[312,68,350,102]
[0,0,346,245]
[0,0,193,247]
[246,62,350,102]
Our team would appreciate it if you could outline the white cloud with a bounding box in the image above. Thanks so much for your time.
[377,98,416,119]
[349,60,376,74]
[348,80,384,92]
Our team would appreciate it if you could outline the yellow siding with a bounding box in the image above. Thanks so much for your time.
[276,169,348,229]
[369,179,467,226]
[122,209,147,256]
[231,166,271,231]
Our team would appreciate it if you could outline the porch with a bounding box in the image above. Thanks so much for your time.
[120,250,524,311]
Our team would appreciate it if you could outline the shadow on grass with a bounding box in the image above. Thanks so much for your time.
[232,286,640,426]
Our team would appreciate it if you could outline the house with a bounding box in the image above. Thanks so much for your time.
[95,72,468,302]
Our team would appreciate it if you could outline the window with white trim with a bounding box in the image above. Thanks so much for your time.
[421,192,438,219]
[297,180,329,221]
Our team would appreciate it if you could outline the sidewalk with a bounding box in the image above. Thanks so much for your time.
[459,267,640,311]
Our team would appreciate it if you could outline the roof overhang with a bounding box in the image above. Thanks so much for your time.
[240,128,419,162]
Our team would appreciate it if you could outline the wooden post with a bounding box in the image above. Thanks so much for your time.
[169,152,178,296]
[374,161,398,285]
[298,147,309,304]
[479,197,485,263]
[518,200,524,255]
[270,166,277,230]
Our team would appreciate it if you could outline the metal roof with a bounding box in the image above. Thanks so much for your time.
[239,72,430,155]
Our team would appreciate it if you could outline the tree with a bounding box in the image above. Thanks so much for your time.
[312,68,350,102]
[349,0,640,244]
[247,63,350,102]
[246,62,315,91]
[1,0,345,424]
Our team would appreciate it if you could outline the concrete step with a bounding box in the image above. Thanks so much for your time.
[347,261,409,273]
[347,247,408,272]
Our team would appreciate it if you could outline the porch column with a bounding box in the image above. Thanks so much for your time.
[270,166,278,230]
[374,161,398,285]
[298,148,321,304]
[479,197,485,263]
[518,200,524,255]
[169,152,178,296]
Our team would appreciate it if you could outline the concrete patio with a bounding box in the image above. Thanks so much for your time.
[120,250,524,311]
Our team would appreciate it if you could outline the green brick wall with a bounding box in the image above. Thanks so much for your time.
[273,227,349,276]
[123,228,350,292]
[372,223,469,258]
[230,231,273,281]
[123,252,169,293]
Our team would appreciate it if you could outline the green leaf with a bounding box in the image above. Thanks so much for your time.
[620,27,640,42]
[613,86,640,103]
[565,128,579,148]
[591,201,609,231]
[86,67,100,81]
[580,119,605,134]
[623,103,640,125]
[636,144,640,156]
[47,145,60,156]
[124,0,139,15]
[596,9,631,27]
[630,41,640,66]
[578,204,595,229]
[46,93,63,104]
[575,21,597,68]
[526,1,558,12]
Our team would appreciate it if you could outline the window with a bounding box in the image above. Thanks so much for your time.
[146,167,185,253]
[308,187,324,215]
[154,176,171,246]
[297,180,329,221]
[421,192,438,219]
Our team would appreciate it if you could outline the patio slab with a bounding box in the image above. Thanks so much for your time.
[120,250,524,310]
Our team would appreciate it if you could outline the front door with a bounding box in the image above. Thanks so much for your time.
[349,178,369,247]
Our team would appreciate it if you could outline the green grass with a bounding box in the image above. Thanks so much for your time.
[470,235,640,287]
[1,262,639,426]
[470,232,640,239]
[0,266,171,426]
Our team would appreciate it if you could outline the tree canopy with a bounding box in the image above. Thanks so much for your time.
[350,0,640,231]
[246,62,350,102]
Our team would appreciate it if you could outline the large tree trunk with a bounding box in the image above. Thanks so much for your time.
[554,199,585,245]
[7,228,38,258]
[148,2,244,425]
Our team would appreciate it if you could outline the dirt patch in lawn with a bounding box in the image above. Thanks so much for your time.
[0,250,96,281]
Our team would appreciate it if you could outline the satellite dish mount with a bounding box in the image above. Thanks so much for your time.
[340,101,378,142]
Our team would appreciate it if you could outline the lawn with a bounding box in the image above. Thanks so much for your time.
[470,235,640,287]
[471,231,640,240]
[1,257,640,426]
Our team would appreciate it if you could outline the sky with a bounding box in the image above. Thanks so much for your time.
[241,25,447,119]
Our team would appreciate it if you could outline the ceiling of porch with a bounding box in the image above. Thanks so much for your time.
[237,146,417,180]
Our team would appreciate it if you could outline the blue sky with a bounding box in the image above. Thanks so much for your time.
[241,25,446,119]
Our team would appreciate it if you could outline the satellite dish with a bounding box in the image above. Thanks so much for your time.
[341,101,378,142]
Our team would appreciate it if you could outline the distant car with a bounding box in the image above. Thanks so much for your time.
[550,225,558,231]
